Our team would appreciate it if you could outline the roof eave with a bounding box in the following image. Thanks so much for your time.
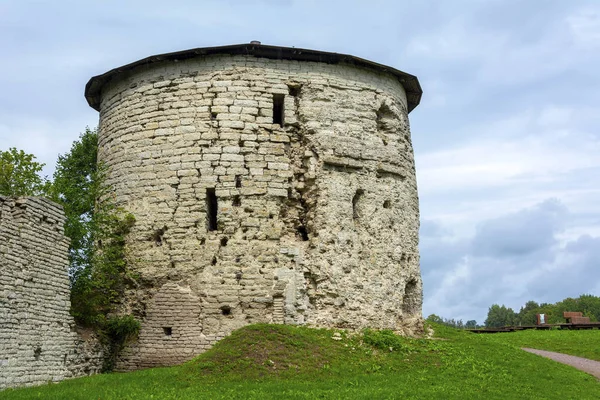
[85,43,422,112]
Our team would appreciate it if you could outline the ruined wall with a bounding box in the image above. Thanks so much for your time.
[95,54,422,369]
[0,197,102,390]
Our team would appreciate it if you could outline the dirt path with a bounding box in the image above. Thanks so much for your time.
[522,348,600,379]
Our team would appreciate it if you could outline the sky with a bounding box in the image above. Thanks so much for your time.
[1,0,599,324]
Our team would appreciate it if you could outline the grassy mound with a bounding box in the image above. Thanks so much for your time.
[183,324,348,379]
[181,324,428,381]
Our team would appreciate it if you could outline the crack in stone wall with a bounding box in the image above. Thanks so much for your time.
[96,54,423,369]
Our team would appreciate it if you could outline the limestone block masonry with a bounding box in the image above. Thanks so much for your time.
[85,43,424,370]
[0,197,103,390]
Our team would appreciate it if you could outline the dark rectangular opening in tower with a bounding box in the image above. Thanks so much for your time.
[273,94,284,126]
[206,188,218,231]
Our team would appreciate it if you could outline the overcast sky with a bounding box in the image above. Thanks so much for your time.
[2,0,599,324]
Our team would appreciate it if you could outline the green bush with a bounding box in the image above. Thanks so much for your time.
[105,315,140,342]
[69,200,136,328]
[102,315,141,372]
[361,329,410,352]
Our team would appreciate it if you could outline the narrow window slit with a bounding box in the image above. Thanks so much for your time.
[273,94,285,126]
[352,189,364,220]
[206,188,218,231]
[232,195,241,207]
[163,327,172,336]
[402,279,419,316]
[235,175,242,188]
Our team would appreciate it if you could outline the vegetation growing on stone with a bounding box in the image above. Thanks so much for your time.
[102,315,141,372]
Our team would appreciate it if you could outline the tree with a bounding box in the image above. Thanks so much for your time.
[48,128,99,279]
[517,300,540,326]
[484,304,517,328]
[427,314,472,329]
[554,294,600,323]
[577,294,600,322]
[465,320,477,329]
[48,128,104,324]
[426,314,444,324]
[0,147,50,196]
[484,295,600,328]
[50,128,139,369]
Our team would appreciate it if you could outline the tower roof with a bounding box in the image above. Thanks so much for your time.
[85,43,422,113]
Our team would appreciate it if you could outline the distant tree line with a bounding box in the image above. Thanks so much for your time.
[426,294,600,329]
[426,314,479,329]
[484,294,600,328]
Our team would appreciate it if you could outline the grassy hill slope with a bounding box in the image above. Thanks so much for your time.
[483,328,600,361]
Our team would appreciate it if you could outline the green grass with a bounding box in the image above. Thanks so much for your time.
[483,328,600,361]
[2,323,598,399]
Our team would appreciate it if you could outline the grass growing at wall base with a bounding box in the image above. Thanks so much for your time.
[3,323,599,399]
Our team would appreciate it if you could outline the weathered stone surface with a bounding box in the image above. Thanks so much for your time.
[0,197,103,390]
[93,52,423,370]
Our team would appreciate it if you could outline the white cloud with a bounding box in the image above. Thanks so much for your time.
[416,102,600,240]
[537,105,575,127]
[419,134,599,193]
[567,6,600,48]
[406,4,600,86]
[406,18,508,61]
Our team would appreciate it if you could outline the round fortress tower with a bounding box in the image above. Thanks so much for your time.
[85,42,423,369]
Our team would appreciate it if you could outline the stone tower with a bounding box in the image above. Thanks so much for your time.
[85,43,423,369]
